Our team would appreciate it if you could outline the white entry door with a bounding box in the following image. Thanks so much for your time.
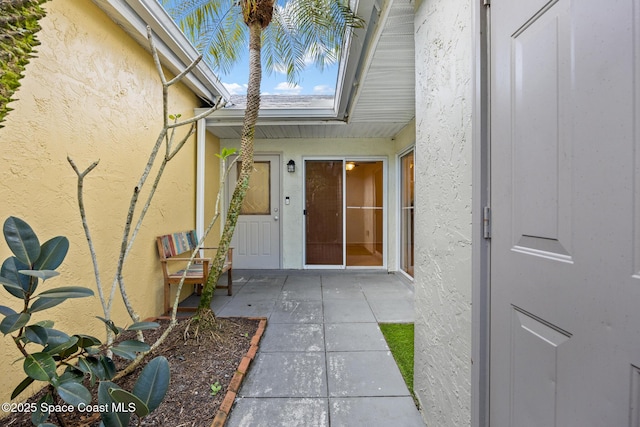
[490,1,640,425]
[228,154,281,269]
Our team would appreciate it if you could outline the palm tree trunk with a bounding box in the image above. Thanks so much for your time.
[197,21,263,311]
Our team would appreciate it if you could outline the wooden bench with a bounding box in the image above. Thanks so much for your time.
[156,230,233,313]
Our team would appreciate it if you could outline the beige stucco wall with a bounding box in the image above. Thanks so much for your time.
[413,0,473,425]
[0,0,216,405]
[221,137,399,270]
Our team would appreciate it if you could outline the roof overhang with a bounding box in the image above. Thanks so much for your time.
[91,0,231,104]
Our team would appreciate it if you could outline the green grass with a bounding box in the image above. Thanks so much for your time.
[380,323,416,404]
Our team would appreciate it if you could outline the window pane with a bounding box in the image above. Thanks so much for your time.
[346,161,383,267]
[400,152,414,277]
[238,161,270,215]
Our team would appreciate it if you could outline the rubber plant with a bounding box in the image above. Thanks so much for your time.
[0,216,170,426]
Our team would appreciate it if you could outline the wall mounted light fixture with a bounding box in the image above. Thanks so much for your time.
[287,159,296,173]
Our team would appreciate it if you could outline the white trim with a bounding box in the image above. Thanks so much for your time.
[396,145,415,281]
[472,0,491,426]
[196,118,206,248]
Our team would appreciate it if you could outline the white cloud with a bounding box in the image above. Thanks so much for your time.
[274,82,303,95]
[223,82,248,95]
[313,85,335,95]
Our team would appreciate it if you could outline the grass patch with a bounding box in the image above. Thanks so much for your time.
[380,323,416,405]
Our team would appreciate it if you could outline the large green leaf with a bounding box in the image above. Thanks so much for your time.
[29,297,65,313]
[0,276,25,295]
[111,340,150,360]
[56,381,91,407]
[11,376,35,399]
[126,321,160,331]
[34,236,69,270]
[75,334,102,348]
[0,312,31,334]
[32,392,54,425]
[44,335,78,356]
[96,316,122,336]
[132,356,170,413]
[101,355,117,380]
[109,388,149,417]
[98,382,131,427]
[3,217,40,266]
[18,270,59,281]
[24,352,56,381]
[37,286,94,299]
[1,257,31,298]
[0,305,17,316]
[43,328,69,346]
[24,325,48,345]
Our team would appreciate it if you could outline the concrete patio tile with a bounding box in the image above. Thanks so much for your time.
[361,283,413,299]
[327,351,409,397]
[321,285,365,300]
[260,323,324,352]
[215,299,277,317]
[239,352,327,397]
[279,285,323,301]
[226,398,329,427]
[246,276,287,286]
[323,299,376,323]
[329,397,424,427]
[367,297,415,323]
[270,300,324,324]
[232,287,283,302]
[283,275,322,287]
[324,323,388,352]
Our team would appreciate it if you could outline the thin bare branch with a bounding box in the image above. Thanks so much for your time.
[166,54,204,87]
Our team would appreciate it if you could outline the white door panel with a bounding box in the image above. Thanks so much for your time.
[490,0,640,425]
[228,154,281,269]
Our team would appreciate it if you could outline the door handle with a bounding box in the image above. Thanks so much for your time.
[274,216,279,221]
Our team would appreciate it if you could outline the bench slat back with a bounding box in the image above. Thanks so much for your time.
[158,230,198,259]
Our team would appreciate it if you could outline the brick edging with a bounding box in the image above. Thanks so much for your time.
[211,317,268,427]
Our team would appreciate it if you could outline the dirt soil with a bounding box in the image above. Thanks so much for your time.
[0,317,259,427]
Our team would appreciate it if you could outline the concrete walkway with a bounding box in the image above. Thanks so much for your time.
[206,270,425,427]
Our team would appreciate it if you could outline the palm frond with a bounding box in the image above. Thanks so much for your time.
[161,0,364,84]
[263,0,364,83]
[161,0,247,74]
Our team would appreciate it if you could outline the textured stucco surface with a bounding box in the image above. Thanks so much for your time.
[221,137,399,270]
[413,0,473,425]
[0,0,211,405]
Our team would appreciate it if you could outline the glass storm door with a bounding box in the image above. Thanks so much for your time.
[304,159,385,268]
[304,160,344,266]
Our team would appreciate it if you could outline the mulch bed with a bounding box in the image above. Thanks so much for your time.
[0,317,262,426]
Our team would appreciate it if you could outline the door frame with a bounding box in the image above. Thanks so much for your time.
[472,1,491,427]
[302,155,388,270]
[396,146,415,281]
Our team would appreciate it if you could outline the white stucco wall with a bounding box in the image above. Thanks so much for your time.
[220,137,398,270]
[413,0,473,425]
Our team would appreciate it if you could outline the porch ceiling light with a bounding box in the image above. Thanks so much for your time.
[287,160,296,173]
[345,162,356,171]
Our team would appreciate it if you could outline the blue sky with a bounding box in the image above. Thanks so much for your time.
[218,51,339,97]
